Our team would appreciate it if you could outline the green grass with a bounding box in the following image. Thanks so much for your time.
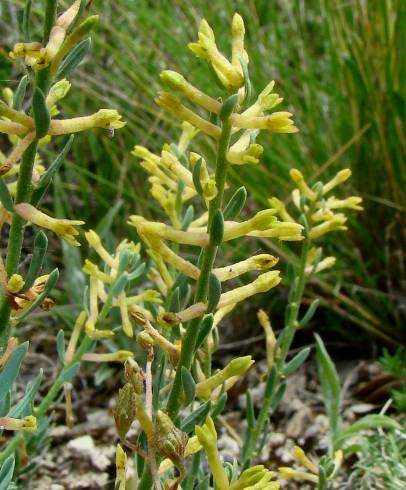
[1,0,405,344]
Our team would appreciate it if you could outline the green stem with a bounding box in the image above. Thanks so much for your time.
[35,335,93,419]
[278,238,310,365]
[243,239,310,465]
[0,140,39,352]
[166,118,232,418]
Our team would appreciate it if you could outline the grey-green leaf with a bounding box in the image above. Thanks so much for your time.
[284,347,311,376]
[0,178,14,212]
[0,456,15,490]
[181,400,211,433]
[181,367,196,406]
[32,87,50,138]
[0,342,29,403]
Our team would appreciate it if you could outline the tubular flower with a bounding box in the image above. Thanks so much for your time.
[9,0,81,70]
[188,17,245,91]
[230,465,279,490]
[49,109,125,135]
[15,203,84,246]
[196,355,254,399]
[285,167,362,242]
[195,417,229,490]
[0,415,37,432]
[115,444,127,490]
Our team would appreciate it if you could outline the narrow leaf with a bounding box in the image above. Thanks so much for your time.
[0,456,15,490]
[0,342,29,403]
[32,87,50,138]
[7,369,43,418]
[56,329,65,363]
[62,362,80,382]
[181,367,196,406]
[315,334,341,445]
[23,231,48,291]
[209,209,224,246]
[211,392,227,418]
[31,135,74,206]
[334,414,401,448]
[192,158,204,195]
[181,400,211,433]
[224,186,247,220]
[219,93,239,121]
[207,273,221,313]
[0,178,14,212]
[16,268,59,322]
[56,38,91,79]
[283,347,311,376]
[13,75,29,110]
[196,315,214,349]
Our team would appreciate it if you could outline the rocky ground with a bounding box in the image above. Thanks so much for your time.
[20,347,390,490]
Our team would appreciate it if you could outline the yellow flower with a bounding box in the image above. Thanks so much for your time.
[115,444,127,490]
[188,18,244,91]
[15,203,84,246]
[7,274,25,293]
[48,109,125,135]
[195,417,229,490]
[196,356,254,399]
[0,415,37,432]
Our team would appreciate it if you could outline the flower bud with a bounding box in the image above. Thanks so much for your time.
[155,410,188,471]
[137,331,155,351]
[7,274,25,293]
[124,358,144,394]
[114,383,136,440]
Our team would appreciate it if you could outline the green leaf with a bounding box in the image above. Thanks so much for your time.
[264,365,277,398]
[0,178,14,212]
[209,209,224,245]
[246,389,255,428]
[62,362,81,382]
[31,135,74,206]
[239,58,252,105]
[7,369,43,418]
[181,367,196,406]
[181,205,194,231]
[283,347,311,376]
[334,414,401,449]
[196,315,214,350]
[270,382,286,411]
[56,38,91,79]
[56,330,65,363]
[219,93,239,121]
[211,392,227,418]
[207,273,221,313]
[15,268,59,322]
[181,400,211,433]
[0,456,15,490]
[299,299,320,327]
[0,342,29,403]
[315,334,341,448]
[32,87,50,138]
[22,0,32,42]
[22,231,48,291]
[224,186,247,220]
[13,75,29,110]
[192,158,204,195]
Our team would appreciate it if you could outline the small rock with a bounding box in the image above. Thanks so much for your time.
[67,435,95,457]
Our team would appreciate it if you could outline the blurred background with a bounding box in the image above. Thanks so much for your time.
[1,0,405,352]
